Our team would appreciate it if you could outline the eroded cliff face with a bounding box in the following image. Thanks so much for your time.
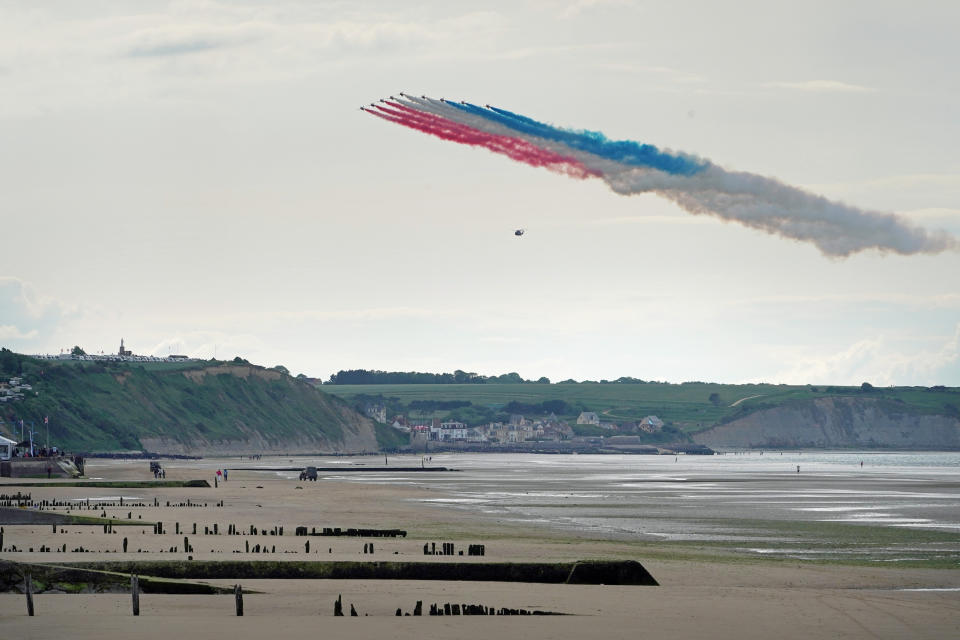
[139,422,378,456]
[139,406,379,456]
[693,397,960,449]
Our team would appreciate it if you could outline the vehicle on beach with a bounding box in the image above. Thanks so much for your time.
[299,466,318,481]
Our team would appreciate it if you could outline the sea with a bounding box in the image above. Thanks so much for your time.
[301,451,960,564]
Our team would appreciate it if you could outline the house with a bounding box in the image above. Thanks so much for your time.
[577,411,600,425]
[638,415,664,433]
[434,421,469,441]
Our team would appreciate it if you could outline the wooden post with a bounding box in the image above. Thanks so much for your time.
[131,575,140,616]
[234,584,243,616]
[25,573,34,616]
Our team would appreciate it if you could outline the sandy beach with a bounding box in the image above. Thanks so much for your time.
[1,455,958,639]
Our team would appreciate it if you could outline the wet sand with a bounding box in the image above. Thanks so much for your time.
[1,456,958,639]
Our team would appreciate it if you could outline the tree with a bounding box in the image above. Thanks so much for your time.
[708,392,721,406]
[71,346,86,356]
[272,365,290,375]
[536,376,551,384]
[860,382,875,392]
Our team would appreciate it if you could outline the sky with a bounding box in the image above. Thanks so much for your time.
[2,0,959,385]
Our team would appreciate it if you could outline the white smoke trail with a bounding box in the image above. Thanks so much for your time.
[396,97,958,257]
[605,166,958,257]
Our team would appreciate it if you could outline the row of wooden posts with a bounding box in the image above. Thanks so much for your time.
[27,497,225,511]
[423,542,486,556]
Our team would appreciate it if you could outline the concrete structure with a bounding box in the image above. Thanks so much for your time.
[0,456,81,478]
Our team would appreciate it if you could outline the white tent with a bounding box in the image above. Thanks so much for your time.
[0,434,16,460]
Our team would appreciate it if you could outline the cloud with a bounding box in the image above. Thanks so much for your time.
[770,324,960,386]
[146,330,266,361]
[0,326,39,341]
[591,62,705,84]
[559,0,634,20]
[0,277,78,351]
[763,80,875,93]
[127,35,241,58]
[120,11,505,60]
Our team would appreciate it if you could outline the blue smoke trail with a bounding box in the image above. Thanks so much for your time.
[445,101,706,176]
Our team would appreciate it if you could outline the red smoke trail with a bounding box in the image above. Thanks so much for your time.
[367,103,599,179]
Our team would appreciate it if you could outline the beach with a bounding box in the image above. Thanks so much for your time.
[1,453,958,639]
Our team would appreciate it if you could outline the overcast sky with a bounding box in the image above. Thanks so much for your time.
[2,0,959,385]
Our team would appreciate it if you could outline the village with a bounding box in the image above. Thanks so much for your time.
[0,376,32,404]
[364,404,668,447]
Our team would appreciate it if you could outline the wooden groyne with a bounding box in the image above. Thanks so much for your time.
[44,559,658,585]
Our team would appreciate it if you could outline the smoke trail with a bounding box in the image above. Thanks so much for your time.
[369,96,959,257]
[449,101,706,175]
[606,166,959,257]
[367,104,597,179]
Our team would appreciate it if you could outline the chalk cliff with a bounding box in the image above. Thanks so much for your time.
[693,397,960,449]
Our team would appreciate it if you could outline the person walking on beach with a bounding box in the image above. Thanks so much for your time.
[223,468,228,481]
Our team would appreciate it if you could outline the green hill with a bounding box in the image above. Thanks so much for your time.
[0,349,403,454]
[319,380,960,445]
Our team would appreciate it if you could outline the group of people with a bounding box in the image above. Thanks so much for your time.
[216,468,228,482]
[11,446,63,458]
